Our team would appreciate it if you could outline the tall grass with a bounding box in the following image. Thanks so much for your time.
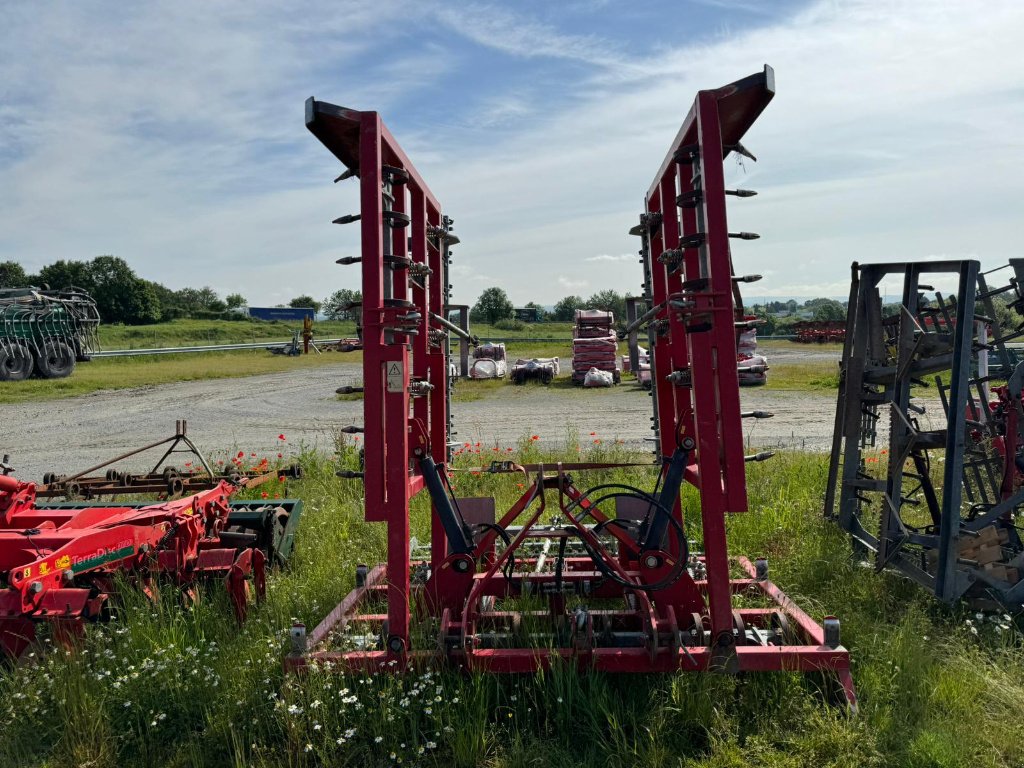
[2,443,1022,767]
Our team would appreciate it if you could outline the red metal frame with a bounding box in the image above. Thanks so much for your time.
[297,71,856,709]
[0,475,266,658]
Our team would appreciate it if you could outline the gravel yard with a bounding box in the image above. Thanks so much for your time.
[5,361,850,481]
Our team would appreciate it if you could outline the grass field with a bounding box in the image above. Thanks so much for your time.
[96,319,576,350]
[0,350,360,405]
[98,319,359,349]
[2,442,1022,768]
[6,317,843,405]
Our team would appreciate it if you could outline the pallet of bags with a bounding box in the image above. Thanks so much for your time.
[470,342,507,379]
[510,357,559,384]
[572,309,620,385]
[737,316,768,386]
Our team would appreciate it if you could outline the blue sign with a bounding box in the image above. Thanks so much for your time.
[248,307,314,322]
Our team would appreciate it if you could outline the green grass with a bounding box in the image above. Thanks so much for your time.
[766,362,840,391]
[471,322,575,340]
[6,319,577,406]
[754,341,842,392]
[98,318,359,349]
[95,318,569,351]
[0,350,361,405]
[2,443,1023,768]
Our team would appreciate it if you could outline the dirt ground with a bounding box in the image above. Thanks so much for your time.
[4,360,851,481]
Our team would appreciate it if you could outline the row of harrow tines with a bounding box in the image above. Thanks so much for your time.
[30,421,302,500]
[313,100,465,480]
[826,260,1024,611]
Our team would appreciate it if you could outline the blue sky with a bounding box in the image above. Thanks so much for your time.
[1,0,1022,307]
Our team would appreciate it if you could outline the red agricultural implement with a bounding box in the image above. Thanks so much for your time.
[792,320,845,343]
[292,67,856,708]
[0,425,305,660]
[0,477,270,659]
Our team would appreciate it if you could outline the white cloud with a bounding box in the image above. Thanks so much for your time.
[430,2,626,67]
[1,0,1023,311]
[427,0,1024,303]
[558,275,589,291]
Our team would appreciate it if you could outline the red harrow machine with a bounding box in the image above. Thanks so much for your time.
[0,422,303,660]
[292,66,856,708]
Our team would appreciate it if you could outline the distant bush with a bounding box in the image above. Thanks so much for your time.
[494,318,525,331]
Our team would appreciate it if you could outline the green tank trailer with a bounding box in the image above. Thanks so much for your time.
[0,287,100,381]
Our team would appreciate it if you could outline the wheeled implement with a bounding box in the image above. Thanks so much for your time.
[0,287,100,381]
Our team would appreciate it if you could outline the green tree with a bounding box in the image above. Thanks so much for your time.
[522,301,547,322]
[86,255,161,324]
[552,295,584,322]
[225,293,247,310]
[175,287,226,315]
[804,298,845,322]
[585,289,627,323]
[471,287,514,324]
[37,259,93,292]
[323,288,361,320]
[289,295,322,313]
[0,261,29,288]
[145,280,183,321]
[38,256,160,324]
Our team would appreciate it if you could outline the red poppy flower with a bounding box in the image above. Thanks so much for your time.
[531,435,539,441]
[261,491,269,498]
[278,434,286,441]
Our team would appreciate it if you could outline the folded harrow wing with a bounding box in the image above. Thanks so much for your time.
[293,68,856,708]
[825,260,1024,610]
[29,420,302,500]
[0,472,302,659]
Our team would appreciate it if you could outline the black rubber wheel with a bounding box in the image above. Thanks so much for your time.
[0,341,34,381]
[35,340,75,379]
